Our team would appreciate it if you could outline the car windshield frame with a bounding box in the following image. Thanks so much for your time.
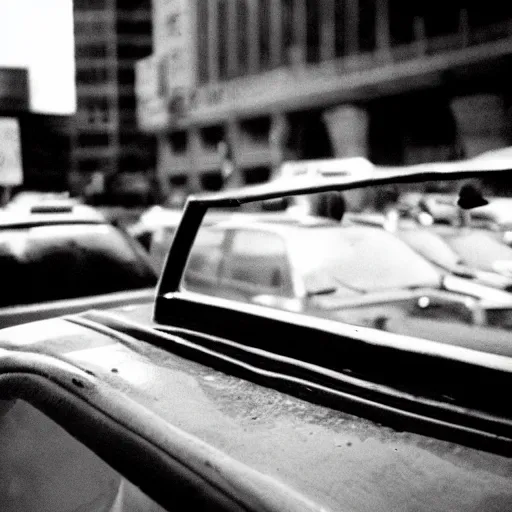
[156,160,512,299]
[151,161,512,455]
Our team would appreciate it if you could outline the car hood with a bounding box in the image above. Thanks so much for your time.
[312,274,512,312]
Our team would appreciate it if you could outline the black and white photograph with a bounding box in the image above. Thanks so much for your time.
[1,1,512,511]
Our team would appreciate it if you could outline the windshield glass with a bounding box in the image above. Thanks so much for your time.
[0,224,157,308]
[290,226,441,293]
[445,231,512,273]
[397,229,463,271]
[179,178,512,348]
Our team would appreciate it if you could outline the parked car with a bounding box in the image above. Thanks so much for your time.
[182,215,512,342]
[126,205,184,250]
[146,209,305,273]
[399,191,512,243]
[346,212,512,290]
[1,161,511,512]
[0,201,157,328]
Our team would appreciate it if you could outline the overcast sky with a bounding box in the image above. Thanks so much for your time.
[0,0,75,115]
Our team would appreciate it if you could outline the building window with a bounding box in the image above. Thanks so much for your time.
[169,174,188,187]
[74,0,108,10]
[243,166,271,185]
[78,133,111,148]
[118,68,135,85]
[334,0,345,56]
[75,19,111,37]
[168,131,188,154]
[389,0,415,45]
[78,98,111,125]
[76,67,109,85]
[240,116,271,146]
[359,0,376,52]
[200,125,225,152]
[306,0,320,63]
[117,43,151,60]
[77,158,107,172]
[117,19,152,36]
[201,170,223,191]
[75,44,109,59]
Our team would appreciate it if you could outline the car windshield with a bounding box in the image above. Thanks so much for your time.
[179,176,512,345]
[397,229,463,271]
[0,223,157,308]
[290,226,441,293]
[445,231,512,272]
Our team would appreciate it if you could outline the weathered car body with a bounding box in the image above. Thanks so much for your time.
[1,159,512,511]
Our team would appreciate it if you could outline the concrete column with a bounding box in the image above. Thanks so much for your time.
[323,104,369,158]
[269,113,291,174]
[451,94,510,158]
[323,104,370,210]
[223,119,245,189]
[187,128,203,193]
[156,136,173,201]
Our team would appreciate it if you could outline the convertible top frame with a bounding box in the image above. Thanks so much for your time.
[156,160,512,298]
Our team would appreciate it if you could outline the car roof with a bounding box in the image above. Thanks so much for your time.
[0,201,106,228]
[207,214,340,235]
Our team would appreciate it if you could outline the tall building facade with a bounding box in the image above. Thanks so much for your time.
[136,1,512,204]
[71,0,155,204]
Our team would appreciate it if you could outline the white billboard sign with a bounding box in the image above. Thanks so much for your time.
[153,0,196,90]
[0,118,23,186]
[0,0,75,114]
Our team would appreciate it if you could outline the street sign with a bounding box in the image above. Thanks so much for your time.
[0,117,23,186]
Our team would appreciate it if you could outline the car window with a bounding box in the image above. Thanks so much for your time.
[291,226,441,293]
[445,231,512,272]
[221,230,291,293]
[149,226,178,273]
[0,224,157,308]
[183,227,225,286]
[0,399,166,512]
[399,229,463,270]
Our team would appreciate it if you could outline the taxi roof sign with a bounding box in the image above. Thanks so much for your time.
[277,157,374,181]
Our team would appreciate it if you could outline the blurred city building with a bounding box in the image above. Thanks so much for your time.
[1,1,76,199]
[136,2,512,203]
[70,0,156,205]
